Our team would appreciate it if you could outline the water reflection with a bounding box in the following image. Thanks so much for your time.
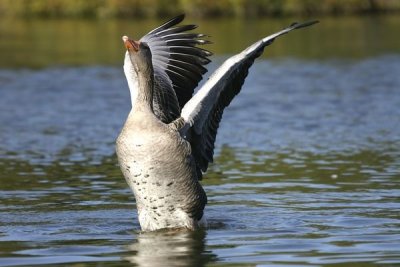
[1,15,400,67]
[0,142,399,266]
[125,230,214,267]
[204,147,400,266]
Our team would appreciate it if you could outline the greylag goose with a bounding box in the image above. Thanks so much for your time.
[116,15,318,231]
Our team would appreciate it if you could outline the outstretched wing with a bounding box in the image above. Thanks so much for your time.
[141,14,212,108]
[181,21,318,172]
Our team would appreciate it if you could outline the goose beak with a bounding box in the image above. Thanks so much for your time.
[122,36,140,52]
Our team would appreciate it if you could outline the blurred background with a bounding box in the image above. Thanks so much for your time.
[1,0,400,18]
[1,1,400,267]
[1,0,400,67]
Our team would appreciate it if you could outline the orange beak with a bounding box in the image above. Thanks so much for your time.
[122,36,140,52]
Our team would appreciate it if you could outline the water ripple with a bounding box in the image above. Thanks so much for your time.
[1,56,400,266]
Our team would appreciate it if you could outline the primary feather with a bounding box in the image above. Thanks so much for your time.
[140,14,212,111]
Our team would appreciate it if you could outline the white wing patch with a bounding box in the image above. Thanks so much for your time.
[181,55,241,131]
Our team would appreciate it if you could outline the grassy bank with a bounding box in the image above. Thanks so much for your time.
[1,0,400,18]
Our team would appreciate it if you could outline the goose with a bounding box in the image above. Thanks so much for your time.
[116,15,318,231]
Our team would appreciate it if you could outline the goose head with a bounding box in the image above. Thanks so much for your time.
[122,36,153,75]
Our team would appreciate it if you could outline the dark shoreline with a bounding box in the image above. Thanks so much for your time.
[1,0,400,19]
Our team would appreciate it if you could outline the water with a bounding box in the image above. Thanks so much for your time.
[1,15,400,266]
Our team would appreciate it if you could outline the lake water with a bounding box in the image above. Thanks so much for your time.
[1,15,400,266]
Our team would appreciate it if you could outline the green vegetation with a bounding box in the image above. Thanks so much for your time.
[1,0,400,18]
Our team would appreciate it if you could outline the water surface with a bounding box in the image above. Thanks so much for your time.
[0,15,400,266]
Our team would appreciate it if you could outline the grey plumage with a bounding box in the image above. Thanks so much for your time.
[116,15,318,231]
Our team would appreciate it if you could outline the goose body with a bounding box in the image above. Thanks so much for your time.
[116,15,317,231]
[117,110,206,231]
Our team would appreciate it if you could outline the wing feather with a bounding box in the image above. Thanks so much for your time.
[181,21,318,172]
[140,14,211,108]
